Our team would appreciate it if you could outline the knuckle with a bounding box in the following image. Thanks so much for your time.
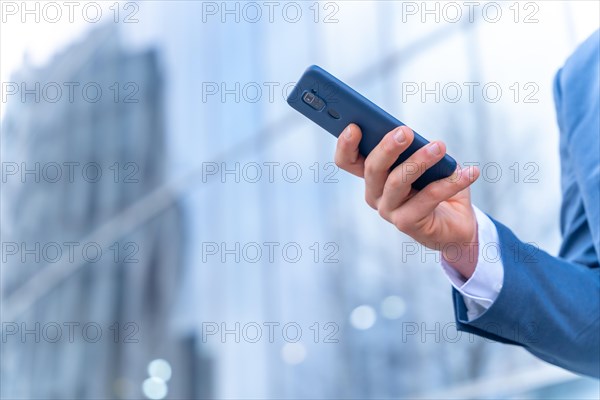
[364,159,376,175]
[382,139,399,157]
[426,184,444,199]
[377,206,390,221]
[386,172,404,188]
[392,215,409,232]
[421,221,437,237]
[382,140,394,155]
[365,194,377,210]
[414,157,429,171]
[401,161,421,181]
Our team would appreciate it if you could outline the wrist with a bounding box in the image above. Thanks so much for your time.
[441,221,479,279]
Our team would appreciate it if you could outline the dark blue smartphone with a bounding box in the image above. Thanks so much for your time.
[287,65,457,190]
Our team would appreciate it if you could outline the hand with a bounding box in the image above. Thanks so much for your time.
[334,123,481,279]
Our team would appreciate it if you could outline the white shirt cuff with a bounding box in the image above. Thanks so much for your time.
[440,205,505,321]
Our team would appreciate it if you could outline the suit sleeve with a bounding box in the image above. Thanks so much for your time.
[451,218,600,378]
[452,31,600,379]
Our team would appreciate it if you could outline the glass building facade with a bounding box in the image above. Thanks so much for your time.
[1,1,599,398]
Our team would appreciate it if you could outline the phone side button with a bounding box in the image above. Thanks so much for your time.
[327,108,340,119]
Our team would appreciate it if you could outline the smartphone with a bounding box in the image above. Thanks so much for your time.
[287,65,457,190]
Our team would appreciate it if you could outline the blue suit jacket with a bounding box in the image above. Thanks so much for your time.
[453,30,600,378]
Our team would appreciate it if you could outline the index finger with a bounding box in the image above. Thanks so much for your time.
[334,124,366,178]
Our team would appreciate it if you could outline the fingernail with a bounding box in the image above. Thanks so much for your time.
[344,126,353,139]
[427,142,441,156]
[394,127,406,144]
[468,166,478,181]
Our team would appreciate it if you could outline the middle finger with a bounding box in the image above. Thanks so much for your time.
[364,126,414,208]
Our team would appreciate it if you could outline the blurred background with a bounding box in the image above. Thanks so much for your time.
[1,1,599,398]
